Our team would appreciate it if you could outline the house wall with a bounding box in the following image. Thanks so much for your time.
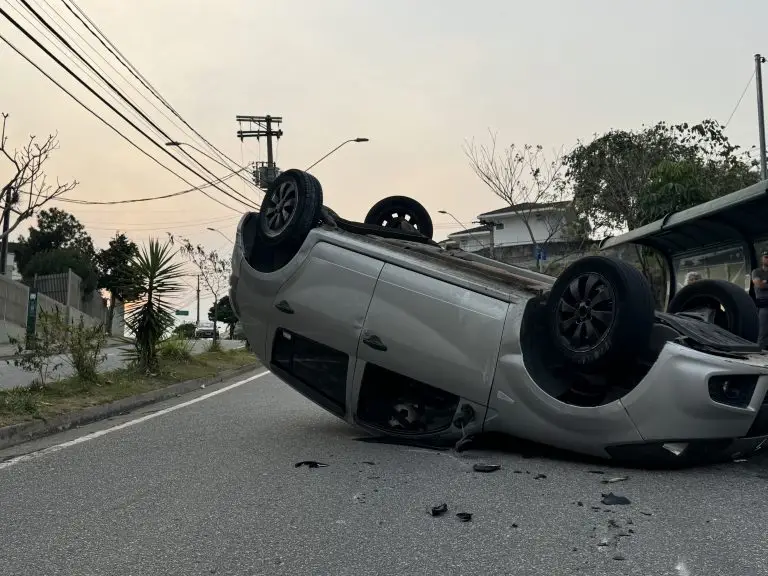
[456,233,489,253]
[488,211,567,247]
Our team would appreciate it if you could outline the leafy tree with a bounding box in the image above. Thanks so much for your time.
[16,207,96,282]
[1,113,77,245]
[125,238,184,372]
[173,322,197,339]
[97,233,140,335]
[565,119,760,235]
[23,247,99,294]
[208,295,237,338]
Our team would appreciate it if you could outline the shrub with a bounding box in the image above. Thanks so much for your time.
[2,386,42,416]
[65,316,107,383]
[8,308,67,387]
[158,335,194,362]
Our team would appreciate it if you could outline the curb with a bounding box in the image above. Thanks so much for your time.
[0,363,263,451]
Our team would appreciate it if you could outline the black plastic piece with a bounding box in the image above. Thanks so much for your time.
[362,333,387,351]
[275,300,294,314]
[708,374,758,408]
[656,311,762,353]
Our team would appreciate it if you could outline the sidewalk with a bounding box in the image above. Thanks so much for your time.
[0,336,134,361]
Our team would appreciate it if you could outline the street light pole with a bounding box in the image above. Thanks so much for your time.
[756,54,767,180]
[437,210,489,251]
[166,141,257,189]
[305,138,369,172]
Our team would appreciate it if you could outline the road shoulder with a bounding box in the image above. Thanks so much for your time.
[0,363,265,452]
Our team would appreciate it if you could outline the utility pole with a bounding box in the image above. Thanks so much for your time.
[479,218,496,260]
[756,54,767,180]
[236,115,283,189]
[196,275,200,326]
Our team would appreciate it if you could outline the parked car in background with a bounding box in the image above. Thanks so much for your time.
[194,322,217,339]
[230,169,768,466]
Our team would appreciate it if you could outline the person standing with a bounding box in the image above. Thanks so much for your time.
[751,250,768,348]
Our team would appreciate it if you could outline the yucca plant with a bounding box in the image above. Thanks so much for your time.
[124,238,185,372]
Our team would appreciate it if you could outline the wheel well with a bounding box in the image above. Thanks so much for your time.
[520,294,674,407]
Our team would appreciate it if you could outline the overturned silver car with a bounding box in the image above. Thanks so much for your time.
[229,169,768,465]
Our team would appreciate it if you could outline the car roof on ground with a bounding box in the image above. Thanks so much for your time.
[599,179,768,256]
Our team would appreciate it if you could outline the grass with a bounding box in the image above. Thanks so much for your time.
[0,347,260,428]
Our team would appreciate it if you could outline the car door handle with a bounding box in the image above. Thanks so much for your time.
[275,300,294,314]
[362,333,387,352]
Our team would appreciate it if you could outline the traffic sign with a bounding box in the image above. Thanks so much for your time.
[175,310,189,316]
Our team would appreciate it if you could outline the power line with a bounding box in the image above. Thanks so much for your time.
[0,14,243,214]
[37,0,246,185]
[725,70,756,129]
[13,0,258,210]
[62,0,253,178]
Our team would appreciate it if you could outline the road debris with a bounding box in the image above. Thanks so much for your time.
[613,553,626,561]
[353,493,366,504]
[429,503,448,517]
[640,511,653,516]
[601,476,629,484]
[577,501,584,507]
[601,492,631,505]
[456,512,473,522]
[473,463,502,473]
[362,461,376,465]
[534,473,547,480]
[294,461,329,469]
[588,470,605,474]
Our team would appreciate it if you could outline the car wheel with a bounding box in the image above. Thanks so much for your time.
[364,196,434,239]
[546,255,656,367]
[667,279,758,342]
[256,169,323,247]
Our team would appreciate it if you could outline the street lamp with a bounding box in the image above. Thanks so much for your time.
[305,138,369,171]
[207,227,234,245]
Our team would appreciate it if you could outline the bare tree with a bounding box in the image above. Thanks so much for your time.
[169,234,231,347]
[1,113,77,243]
[464,132,571,268]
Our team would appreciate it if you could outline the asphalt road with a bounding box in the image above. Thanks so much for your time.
[0,339,243,390]
[1,369,767,576]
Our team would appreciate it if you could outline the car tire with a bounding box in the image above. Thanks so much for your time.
[364,196,434,239]
[256,169,323,247]
[546,255,656,367]
[667,279,759,342]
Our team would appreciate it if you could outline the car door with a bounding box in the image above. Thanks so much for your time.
[268,241,384,418]
[353,263,509,435]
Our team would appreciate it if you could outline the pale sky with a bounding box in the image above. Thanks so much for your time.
[2,0,767,315]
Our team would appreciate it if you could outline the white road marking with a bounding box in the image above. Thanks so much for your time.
[0,370,271,472]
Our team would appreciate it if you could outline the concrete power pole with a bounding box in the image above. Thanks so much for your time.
[196,275,200,326]
[756,54,767,180]
[0,187,10,276]
[236,115,283,190]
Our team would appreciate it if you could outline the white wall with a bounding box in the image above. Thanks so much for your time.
[456,233,489,253]
[490,210,567,247]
